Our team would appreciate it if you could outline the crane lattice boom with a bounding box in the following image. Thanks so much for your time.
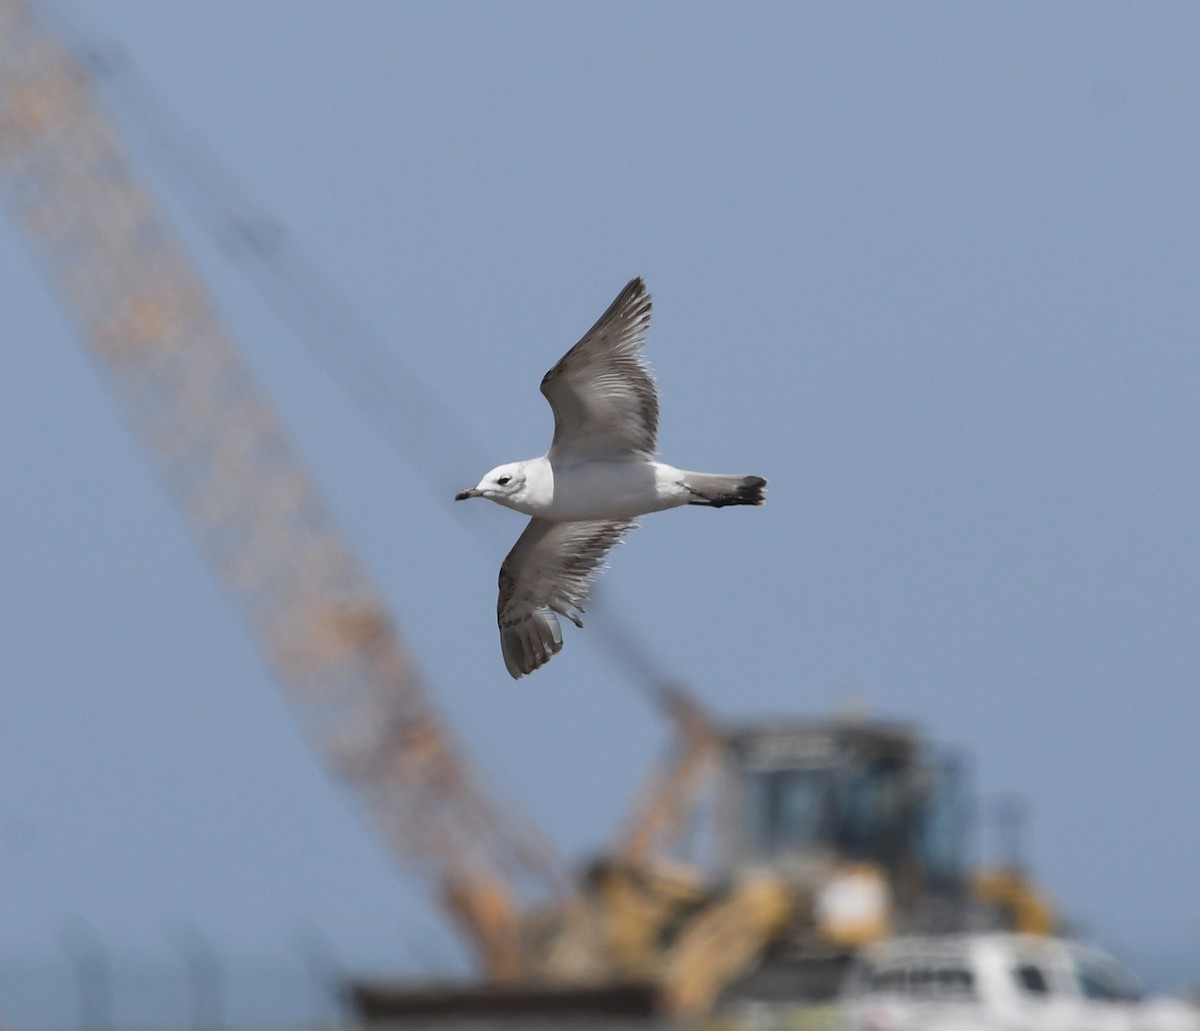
[0,0,561,974]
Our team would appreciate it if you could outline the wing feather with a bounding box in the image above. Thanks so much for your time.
[497,518,636,678]
[541,278,658,460]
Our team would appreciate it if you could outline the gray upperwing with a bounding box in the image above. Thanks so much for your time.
[540,278,658,461]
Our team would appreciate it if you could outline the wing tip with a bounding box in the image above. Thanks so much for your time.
[595,276,652,334]
[500,611,564,679]
[623,275,651,314]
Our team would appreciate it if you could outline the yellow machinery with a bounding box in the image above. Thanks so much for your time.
[492,709,1055,1019]
[971,868,1055,937]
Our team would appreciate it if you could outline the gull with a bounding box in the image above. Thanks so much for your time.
[456,277,766,678]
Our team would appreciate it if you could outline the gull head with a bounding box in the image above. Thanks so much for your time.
[455,462,529,509]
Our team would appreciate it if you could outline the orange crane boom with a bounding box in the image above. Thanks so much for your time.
[0,0,562,977]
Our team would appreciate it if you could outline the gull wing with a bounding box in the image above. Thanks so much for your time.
[497,517,636,678]
[541,277,658,461]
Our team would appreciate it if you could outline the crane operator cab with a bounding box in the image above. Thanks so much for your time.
[723,720,971,947]
[703,719,974,1010]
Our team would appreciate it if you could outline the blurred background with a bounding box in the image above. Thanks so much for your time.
[1,1,1198,1027]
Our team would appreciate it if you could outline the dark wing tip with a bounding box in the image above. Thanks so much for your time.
[593,276,652,334]
[500,613,563,679]
[621,275,650,314]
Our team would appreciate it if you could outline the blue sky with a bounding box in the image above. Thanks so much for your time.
[2,0,1198,1020]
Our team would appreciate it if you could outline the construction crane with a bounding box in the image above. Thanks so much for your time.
[0,0,564,981]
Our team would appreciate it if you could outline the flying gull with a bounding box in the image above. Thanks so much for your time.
[456,277,766,678]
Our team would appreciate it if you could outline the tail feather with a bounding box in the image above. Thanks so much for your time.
[684,473,767,508]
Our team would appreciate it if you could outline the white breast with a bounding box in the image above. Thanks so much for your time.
[531,459,690,521]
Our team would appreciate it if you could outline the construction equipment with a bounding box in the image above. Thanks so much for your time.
[555,713,1049,1019]
[349,711,1054,1021]
[632,714,1053,1016]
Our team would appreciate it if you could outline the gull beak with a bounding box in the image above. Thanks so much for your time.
[455,487,481,501]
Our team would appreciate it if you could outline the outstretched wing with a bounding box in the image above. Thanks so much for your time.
[541,277,658,461]
[497,517,636,678]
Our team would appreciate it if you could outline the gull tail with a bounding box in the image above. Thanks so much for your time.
[683,473,767,508]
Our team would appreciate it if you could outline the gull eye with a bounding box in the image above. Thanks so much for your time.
[497,476,511,486]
